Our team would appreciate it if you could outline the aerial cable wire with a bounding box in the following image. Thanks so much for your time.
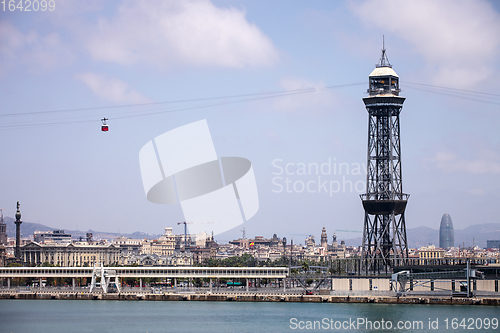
[0,82,364,119]
[0,81,497,130]
[405,82,500,98]
[404,84,500,105]
[113,84,361,121]
[0,82,364,129]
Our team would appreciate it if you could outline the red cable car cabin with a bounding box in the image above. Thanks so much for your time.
[101,118,109,132]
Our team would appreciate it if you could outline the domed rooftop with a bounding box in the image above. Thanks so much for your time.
[369,66,399,78]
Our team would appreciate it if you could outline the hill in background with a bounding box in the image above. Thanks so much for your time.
[325,224,500,249]
[3,216,160,241]
[3,216,499,248]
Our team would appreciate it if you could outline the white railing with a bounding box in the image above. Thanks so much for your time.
[0,266,288,279]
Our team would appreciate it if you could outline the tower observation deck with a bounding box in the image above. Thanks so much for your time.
[361,42,409,269]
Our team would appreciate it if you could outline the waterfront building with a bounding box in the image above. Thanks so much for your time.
[487,240,500,249]
[170,251,193,266]
[439,213,454,249]
[119,253,169,266]
[229,234,284,249]
[327,232,346,259]
[418,245,445,265]
[141,239,175,256]
[191,235,218,264]
[34,230,72,244]
[118,251,194,266]
[305,236,315,250]
[113,236,143,255]
[20,241,120,266]
[141,227,176,256]
[4,237,30,259]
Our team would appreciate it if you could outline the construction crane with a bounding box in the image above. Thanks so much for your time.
[177,222,193,252]
[335,229,362,241]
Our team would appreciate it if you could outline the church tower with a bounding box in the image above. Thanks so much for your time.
[321,227,328,248]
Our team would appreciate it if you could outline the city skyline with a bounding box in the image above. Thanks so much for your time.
[1,0,500,243]
[1,213,499,250]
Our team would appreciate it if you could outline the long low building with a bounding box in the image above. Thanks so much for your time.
[0,266,288,279]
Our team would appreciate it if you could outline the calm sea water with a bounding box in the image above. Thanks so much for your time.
[0,299,498,333]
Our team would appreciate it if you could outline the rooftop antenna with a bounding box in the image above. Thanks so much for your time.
[0,209,3,223]
[377,35,392,68]
[241,227,246,239]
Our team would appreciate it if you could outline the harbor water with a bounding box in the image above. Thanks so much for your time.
[0,299,499,332]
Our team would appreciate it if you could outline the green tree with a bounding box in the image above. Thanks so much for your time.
[8,262,23,267]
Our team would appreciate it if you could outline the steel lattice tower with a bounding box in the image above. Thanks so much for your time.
[361,43,409,267]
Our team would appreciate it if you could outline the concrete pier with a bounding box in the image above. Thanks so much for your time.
[1,291,499,306]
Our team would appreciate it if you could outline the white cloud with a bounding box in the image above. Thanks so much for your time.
[272,77,338,113]
[75,72,150,104]
[350,0,500,87]
[86,0,278,69]
[429,150,500,174]
[0,21,71,74]
[261,129,282,143]
[469,188,486,196]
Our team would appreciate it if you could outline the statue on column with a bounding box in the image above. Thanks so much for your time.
[15,201,21,221]
[15,201,22,263]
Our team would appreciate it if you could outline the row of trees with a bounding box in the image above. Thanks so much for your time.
[198,254,352,275]
[10,255,351,272]
[199,253,287,267]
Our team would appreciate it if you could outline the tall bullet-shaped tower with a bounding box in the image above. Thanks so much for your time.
[361,42,409,266]
[439,214,454,249]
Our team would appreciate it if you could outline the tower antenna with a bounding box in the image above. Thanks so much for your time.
[377,35,391,68]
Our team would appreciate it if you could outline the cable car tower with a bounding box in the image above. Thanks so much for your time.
[360,40,409,269]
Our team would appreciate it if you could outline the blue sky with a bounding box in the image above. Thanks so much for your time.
[1,0,499,243]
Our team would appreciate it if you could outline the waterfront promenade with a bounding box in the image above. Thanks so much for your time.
[1,287,500,306]
[1,265,499,305]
